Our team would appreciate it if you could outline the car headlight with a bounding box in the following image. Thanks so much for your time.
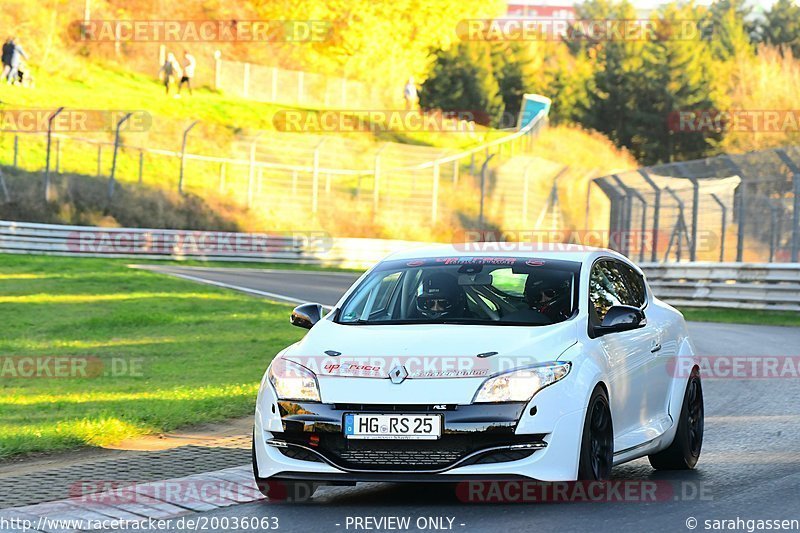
[268,358,321,402]
[473,362,571,403]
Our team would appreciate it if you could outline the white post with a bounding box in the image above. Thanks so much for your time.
[432,162,440,224]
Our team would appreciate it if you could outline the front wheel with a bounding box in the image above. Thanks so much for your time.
[648,369,704,470]
[577,387,614,480]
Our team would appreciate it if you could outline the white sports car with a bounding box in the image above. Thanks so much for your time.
[253,245,703,500]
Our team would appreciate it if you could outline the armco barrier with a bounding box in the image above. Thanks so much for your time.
[2,220,799,311]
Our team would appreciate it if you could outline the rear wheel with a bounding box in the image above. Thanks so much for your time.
[577,387,614,480]
[648,369,704,470]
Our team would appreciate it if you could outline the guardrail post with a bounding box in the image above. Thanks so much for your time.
[44,107,65,202]
[109,112,133,201]
[431,162,440,224]
[178,120,199,195]
[793,173,800,262]
[311,139,324,214]
[479,154,495,230]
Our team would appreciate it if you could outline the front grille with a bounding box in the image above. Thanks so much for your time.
[337,448,463,467]
[465,448,536,465]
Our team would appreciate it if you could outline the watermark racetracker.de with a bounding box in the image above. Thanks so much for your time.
[0,356,144,378]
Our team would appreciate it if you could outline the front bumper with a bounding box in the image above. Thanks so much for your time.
[254,392,588,482]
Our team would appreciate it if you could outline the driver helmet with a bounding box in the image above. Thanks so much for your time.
[524,270,570,310]
[416,272,464,319]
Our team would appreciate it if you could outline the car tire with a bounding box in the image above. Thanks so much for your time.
[648,369,704,470]
[577,386,614,480]
[252,431,318,502]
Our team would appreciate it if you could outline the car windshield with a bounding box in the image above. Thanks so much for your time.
[337,257,581,326]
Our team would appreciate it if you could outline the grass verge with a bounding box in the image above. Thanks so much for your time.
[681,307,800,328]
[0,254,305,459]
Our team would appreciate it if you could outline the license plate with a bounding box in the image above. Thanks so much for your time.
[344,414,442,440]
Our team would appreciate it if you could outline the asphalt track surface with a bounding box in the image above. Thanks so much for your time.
[138,265,800,533]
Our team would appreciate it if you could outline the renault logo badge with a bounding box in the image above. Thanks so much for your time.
[389,365,408,384]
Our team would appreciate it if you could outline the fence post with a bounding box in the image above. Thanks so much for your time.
[710,193,727,262]
[638,170,661,262]
[219,163,226,194]
[96,145,102,177]
[297,71,304,104]
[243,62,250,98]
[138,150,144,184]
[13,135,18,168]
[431,162,440,224]
[452,159,459,185]
[44,107,65,202]
[213,50,221,90]
[178,120,199,194]
[522,162,532,227]
[735,182,746,262]
[793,174,800,263]
[108,112,133,200]
[247,133,263,208]
[373,144,388,214]
[311,139,324,214]
[689,177,699,261]
[55,139,61,174]
[479,154,495,230]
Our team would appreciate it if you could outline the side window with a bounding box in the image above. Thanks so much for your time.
[616,262,647,307]
[589,261,623,322]
[372,272,401,314]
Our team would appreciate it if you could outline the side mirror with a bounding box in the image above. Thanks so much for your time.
[290,303,324,330]
[594,305,646,336]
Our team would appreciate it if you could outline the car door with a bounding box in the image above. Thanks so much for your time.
[617,262,673,425]
[588,259,658,448]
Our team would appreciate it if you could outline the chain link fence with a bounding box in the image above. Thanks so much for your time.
[0,109,549,235]
[213,57,385,109]
[591,147,800,263]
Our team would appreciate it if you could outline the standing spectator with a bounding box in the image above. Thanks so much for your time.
[178,50,195,96]
[158,52,181,95]
[403,76,418,110]
[1,38,12,81]
[6,37,27,85]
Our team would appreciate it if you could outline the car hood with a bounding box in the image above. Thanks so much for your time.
[279,319,578,404]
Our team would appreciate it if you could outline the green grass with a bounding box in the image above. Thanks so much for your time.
[0,254,306,458]
[681,307,800,327]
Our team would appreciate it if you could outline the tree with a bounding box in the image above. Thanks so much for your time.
[491,42,538,125]
[761,0,800,57]
[420,42,505,127]
[702,0,755,60]
[634,4,723,163]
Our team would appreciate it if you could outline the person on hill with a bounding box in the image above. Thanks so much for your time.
[158,52,181,95]
[403,77,418,110]
[178,50,195,96]
[6,38,28,85]
[1,38,12,81]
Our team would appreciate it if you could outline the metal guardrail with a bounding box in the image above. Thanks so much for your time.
[3,220,799,311]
